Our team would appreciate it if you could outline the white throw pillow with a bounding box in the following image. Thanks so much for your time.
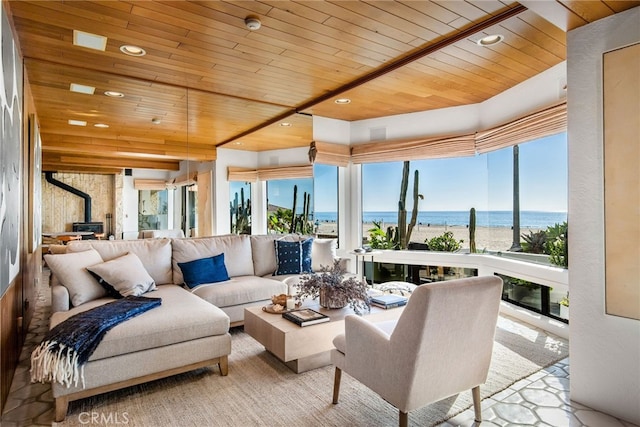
[87,252,156,297]
[44,249,106,307]
[312,238,337,272]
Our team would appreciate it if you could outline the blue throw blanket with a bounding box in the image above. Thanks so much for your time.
[31,296,161,388]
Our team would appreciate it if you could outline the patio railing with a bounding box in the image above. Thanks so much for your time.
[357,250,569,339]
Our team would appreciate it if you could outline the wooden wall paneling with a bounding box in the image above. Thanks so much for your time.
[196,171,213,238]
[1,0,27,411]
[604,43,640,320]
[1,280,21,413]
[22,74,39,343]
[7,0,638,170]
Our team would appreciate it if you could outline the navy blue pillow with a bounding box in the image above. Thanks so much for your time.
[274,238,314,275]
[274,240,301,275]
[301,238,313,273]
[178,253,230,289]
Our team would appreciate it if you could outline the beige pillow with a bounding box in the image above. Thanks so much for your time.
[312,238,337,272]
[67,238,173,285]
[44,249,106,307]
[87,252,156,297]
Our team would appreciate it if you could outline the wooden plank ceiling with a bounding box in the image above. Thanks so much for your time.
[7,0,638,173]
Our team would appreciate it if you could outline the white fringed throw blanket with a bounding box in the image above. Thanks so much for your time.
[31,296,161,388]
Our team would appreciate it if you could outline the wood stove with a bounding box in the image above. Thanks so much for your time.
[72,222,104,239]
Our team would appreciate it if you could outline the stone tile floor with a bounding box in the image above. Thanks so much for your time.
[2,273,638,427]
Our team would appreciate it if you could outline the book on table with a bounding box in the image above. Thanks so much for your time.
[370,294,408,309]
[282,308,330,327]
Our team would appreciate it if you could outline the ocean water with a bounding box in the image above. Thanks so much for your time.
[314,211,567,229]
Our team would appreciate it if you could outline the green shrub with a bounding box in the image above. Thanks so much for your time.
[367,221,396,249]
[267,208,292,234]
[521,230,547,254]
[425,231,463,252]
[545,222,568,268]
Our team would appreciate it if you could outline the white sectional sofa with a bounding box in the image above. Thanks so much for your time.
[45,233,339,420]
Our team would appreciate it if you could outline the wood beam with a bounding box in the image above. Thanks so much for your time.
[40,133,216,162]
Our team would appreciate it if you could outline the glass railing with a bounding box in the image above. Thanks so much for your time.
[356,250,568,325]
[498,273,568,323]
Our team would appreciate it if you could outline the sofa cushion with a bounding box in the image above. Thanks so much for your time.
[274,239,313,275]
[172,235,254,283]
[192,276,287,308]
[67,239,173,285]
[44,249,107,307]
[49,285,230,362]
[87,252,157,297]
[312,238,337,272]
[178,253,230,289]
[250,234,306,277]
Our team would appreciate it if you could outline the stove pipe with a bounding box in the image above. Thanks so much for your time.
[45,172,91,223]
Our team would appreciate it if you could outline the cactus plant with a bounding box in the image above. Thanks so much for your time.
[289,185,298,234]
[283,185,314,235]
[390,161,423,249]
[469,207,476,253]
[230,187,251,234]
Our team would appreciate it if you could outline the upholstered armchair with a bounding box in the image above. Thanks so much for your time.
[331,276,503,427]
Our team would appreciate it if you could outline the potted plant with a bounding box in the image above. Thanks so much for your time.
[296,260,370,315]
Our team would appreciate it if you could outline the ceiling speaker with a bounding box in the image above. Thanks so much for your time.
[245,17,261,31]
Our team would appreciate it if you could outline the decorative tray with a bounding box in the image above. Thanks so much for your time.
[262,303,301,314]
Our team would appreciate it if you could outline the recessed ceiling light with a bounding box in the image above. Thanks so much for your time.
[280,122,292,127]
[68,120,87,126]
[335,98,351,104]
[476,34,504,47]
[151,118,162,125]
[94,123,109,128]
[104,90,124,98]
[69,83,95,95]
[73,30,107,51]
[120,45,146,56]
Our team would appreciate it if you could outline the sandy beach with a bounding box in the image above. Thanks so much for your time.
[317,222,540,252]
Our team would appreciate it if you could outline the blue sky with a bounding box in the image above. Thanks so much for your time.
[360,133,567,212]
[261,132,567,213]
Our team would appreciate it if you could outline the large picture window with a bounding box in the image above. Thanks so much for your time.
[267,178,314,234]
[313,164,338,239]
[361,133,567,259]
[230,181,251,234]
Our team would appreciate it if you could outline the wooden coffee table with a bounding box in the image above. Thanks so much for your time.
[244,302,405,373]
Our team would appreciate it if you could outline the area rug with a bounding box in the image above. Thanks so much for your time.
[56,315,568,427]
